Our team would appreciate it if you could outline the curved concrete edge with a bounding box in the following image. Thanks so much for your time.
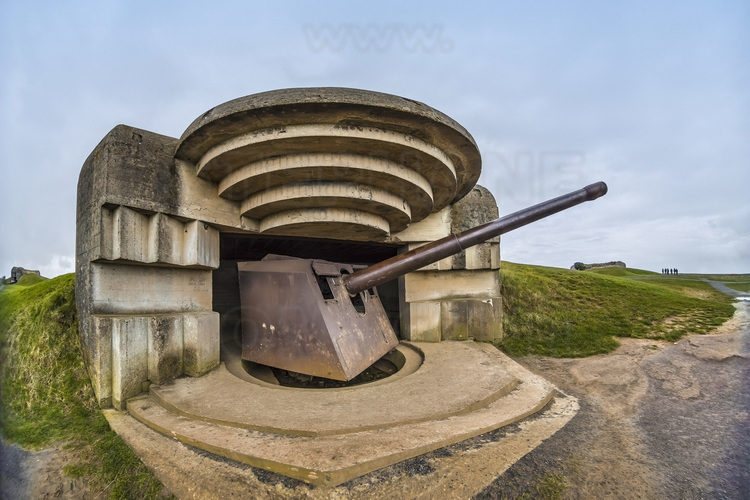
[125,352,560,487]
[174,88,482,205]
[223,342,425,389]
[145,342,520,437]
[147,368,519,438]
[105,391,578,496]
[175,87,479,162]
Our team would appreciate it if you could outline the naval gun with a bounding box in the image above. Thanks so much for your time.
[238,181,608,381]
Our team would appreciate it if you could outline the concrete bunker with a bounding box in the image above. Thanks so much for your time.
[76,88,606,486]
[76,88,503,410]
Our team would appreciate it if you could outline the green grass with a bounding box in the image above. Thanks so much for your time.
[499,471,569,500]
[725,282,750,293]
[0,275,171,499]
[534,472,569,499]
[683,274,750,281]
[13,273,49,286]
[497,262,737,357]
[586,267,659,277]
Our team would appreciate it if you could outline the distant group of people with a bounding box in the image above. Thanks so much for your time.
[662,268,679,275]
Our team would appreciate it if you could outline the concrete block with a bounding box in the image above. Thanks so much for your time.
[97,208,115,260]
[112,316,149,410]
[97,312,221,409]
[490,242,501,270]
[450,185,500,233]
[99,206,143,262]
[431,299,504,342]
[400,301,441,342]
[465,242,496,270]
[468,298,503,342]
[148,316,184,384]
[174,160,248,231]
[402,270,501,303]
[94,126,181,215]
[441,301,470,340]
[184,220,220,268]
[89,316,114,406]
[100,208,221,268]
[464,243,486,270]
[149,214,184,266]
[112,206,149,262]
[183,312,220,377]
[390,206,451,243]
[90,263,212,315]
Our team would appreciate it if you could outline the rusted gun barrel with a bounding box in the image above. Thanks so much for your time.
[343,181,608,295]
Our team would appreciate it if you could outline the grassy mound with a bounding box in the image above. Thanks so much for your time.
[13,273,49,286]
[0,274,170,499]
[498,262,736,357]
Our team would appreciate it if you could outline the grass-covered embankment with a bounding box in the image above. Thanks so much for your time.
[498,262,737,357]
[0,274,170,499]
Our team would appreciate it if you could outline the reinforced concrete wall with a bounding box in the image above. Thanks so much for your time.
[76,127,222,408]
[395,186,501,342]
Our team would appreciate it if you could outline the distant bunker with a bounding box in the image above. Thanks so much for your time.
[76,88,502,409]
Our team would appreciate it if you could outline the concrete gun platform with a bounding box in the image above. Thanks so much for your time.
[119,341,571,488]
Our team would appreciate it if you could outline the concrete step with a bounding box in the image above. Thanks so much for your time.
[145,342,518,436]
[126,341,558,487]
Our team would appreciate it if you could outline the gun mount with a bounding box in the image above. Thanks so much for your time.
[238,182,608,381]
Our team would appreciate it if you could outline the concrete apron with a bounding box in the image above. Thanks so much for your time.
[105,341,577,490]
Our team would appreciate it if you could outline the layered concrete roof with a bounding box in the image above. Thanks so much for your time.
[174,88,482,239]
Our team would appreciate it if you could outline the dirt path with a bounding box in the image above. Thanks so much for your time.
[0,442,97,499]
[478,300,750,499]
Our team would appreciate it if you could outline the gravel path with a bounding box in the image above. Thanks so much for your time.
[703,278,750,300]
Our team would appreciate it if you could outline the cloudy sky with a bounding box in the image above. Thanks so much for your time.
[1,0,747,277]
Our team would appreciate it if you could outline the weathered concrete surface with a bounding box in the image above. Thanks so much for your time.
[105,341,574,491]
[140,343,519,436]
[106,395,576,499]
[76,126,222,408]
[175,87,481,205]
[396,186,502,342]
[399,270,501,342]
[174,87,482,239]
